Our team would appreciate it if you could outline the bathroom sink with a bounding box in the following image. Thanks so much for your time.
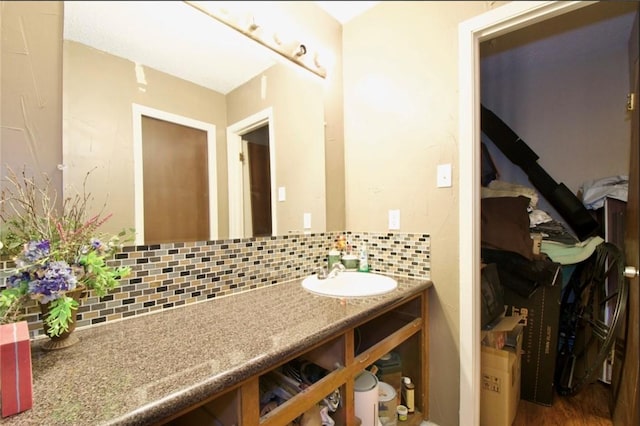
[301,272,398,298]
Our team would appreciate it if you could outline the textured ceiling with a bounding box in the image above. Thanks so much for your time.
[63,1,376,95]
[64,1,278,95]
[314,1,380,24]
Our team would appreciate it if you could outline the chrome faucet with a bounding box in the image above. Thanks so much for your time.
[327,262,346,279]
[316,262,346,280]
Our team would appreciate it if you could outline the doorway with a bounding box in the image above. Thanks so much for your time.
[242,125,272,237]
[132,104,217,245]
[459,2,639,424]
[479,4,636,422]
[227,107,276,239]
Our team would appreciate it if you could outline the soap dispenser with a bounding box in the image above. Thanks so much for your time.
[358,242,369,272]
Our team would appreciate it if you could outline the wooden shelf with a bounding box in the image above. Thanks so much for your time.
[163,289,430,426]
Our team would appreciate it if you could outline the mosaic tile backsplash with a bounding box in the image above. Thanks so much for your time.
[0,231,430,338]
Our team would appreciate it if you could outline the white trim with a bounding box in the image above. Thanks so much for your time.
[241,139,253,236]
[458,1,594,423]
[226,107,276,239]
[132,103,218,245]
[227,132,244,239]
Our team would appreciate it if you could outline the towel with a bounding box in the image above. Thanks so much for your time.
[541,236,604,265]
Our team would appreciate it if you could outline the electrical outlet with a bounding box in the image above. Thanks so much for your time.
[437,163,452,188]
[303,213,311,229]
[388,209,400,230]
[278,187,286,201]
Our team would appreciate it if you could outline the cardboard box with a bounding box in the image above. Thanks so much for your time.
[503,271,562,406]
[481,316,523,426]
[0,321,33,417]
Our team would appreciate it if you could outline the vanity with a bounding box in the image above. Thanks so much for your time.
[2,3,434,423]
[3,274,431,425]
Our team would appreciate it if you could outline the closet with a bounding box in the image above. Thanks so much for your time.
[479,1,639,423]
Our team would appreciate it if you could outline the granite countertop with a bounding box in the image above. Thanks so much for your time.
[3,274,431,426]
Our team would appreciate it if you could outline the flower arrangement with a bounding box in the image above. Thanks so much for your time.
[0,167,133,337]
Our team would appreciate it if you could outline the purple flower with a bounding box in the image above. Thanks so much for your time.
[6,272,30,288]
[27,261,77,303]
[81,238,106,255]
[17,240,50,266]
[90,238,107,253]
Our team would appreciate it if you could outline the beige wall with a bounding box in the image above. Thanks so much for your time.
[227,63,326,234]
[342,2,501,425]
[224,1,346,232]
[64,40,228,237]
[1,1,63,203]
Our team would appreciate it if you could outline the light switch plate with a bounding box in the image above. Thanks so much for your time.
[388,209,400,230]
[303,213,311,229]
[278,186,286,201]
[437,163,452,188]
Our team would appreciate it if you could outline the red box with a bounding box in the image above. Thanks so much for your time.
[0,322,33,417]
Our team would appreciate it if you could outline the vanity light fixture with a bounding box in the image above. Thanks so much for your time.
[248,22,259,32]
[183,1,326,79]
[247,16,259,32]
[294,44,307,57]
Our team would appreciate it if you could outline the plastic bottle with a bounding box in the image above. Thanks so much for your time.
[401,376,415,413]
[328,249,342,270]
[358,242,369,272]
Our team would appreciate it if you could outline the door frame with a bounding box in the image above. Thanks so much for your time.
[227,107,276,239]
[458,1,596,422]
[132,103,218,245]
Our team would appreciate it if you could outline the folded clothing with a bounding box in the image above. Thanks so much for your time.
[482,180,539,209]
[482,195,535,260]
[580,175,628,210]
[532,219,580,245]
[541,236,604,265]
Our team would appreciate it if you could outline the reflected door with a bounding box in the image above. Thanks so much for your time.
[141,116,209,244]
[243,125,272,237]
[226,108,275,239]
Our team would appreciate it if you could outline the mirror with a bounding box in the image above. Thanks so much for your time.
[62,1,327,244]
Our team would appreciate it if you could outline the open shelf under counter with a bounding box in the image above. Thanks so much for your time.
[4,274,431,426]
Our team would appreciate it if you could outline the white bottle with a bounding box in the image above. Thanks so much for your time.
[358,242,369,272]
[402,376,415,413]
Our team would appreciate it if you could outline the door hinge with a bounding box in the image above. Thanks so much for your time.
[239,152,244,163]
[627,93,636,111]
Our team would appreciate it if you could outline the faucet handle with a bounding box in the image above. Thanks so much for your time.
[327,262,345,279]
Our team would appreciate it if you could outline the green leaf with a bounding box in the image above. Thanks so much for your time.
[44,296,79,337]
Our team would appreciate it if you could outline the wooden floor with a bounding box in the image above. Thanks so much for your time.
[513,382,613,425]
